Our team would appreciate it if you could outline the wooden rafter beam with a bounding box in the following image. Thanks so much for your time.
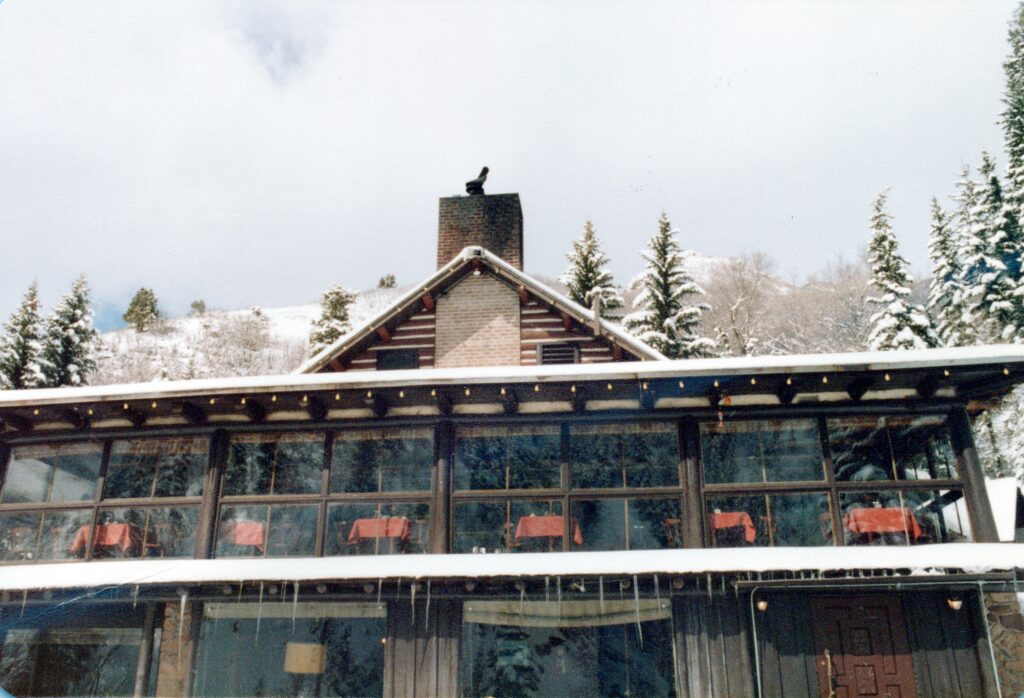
[846,376,874,402]
[517,285,529,307]
[560,312,573,332]
[244,400,267,424]
[612,344,623,361]
[499,389,519,415]
[124,407,147,427]
[62,409,89,430]
[435,390,453,417]
[776,383,797,405]
[916,374,942,400]
[366,393,388,418]
[376,326,392,344]
[570,387,587,414]
[328,359,344,372]
[1,413,33,432]
[420,292,435,313]
[305,396,328,421]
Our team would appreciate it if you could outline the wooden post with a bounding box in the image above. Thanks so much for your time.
[949,406,999,542]
[431,420,453,553]
[680,418,705,548]
[132,603,157,698]
[195,429,228,558]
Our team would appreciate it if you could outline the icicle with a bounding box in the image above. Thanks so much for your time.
[424,580,431,631]
[20,590,27,617]
[396,578,401,601]
[518,582,526,616]
[237,582,243,605]
[706,573,712,599]
[178,590,188,668]
[599,576,605,614]
[556,577,562,621]
[132,584,139,608]
[653,574,660,601]
[255,582,264,642]
[292,583,299,632]
[377,578,383,610]
[410,582,417,629]
[633,575,643,649]
[544,576,550,602]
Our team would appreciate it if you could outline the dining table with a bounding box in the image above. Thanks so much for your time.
[707,511,757,544]
[844,507,923,542]
[70,523,143,556]
[514,515,584,546]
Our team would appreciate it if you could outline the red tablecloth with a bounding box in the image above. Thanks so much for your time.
[348,517,411,543]
[70,524,141,555]
[844,507,923,541]
[221,521,266,552]
[708,512,757,544]
[514,515,584,545]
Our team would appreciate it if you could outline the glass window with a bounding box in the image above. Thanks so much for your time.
[325,501,429,555]
[453,499,562,554]
[840,489,971,545]
[90,506,199,559]
[193,602,385,698]
[705,493,832,547]
[829,416,958,482]
[455,426,561,490]
[571,422,678,488]
[571,498,683,551]
[224,432,323,496]
[701,419,824,484]
[0,602,152,697]
[105,437,208,499]
[376,348,419,370]
[1,443,103,503]
[460,597,676,698]
[331,428,432,493]
[216,504,318,557]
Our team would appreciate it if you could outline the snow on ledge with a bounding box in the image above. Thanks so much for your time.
[2,544,1023,591]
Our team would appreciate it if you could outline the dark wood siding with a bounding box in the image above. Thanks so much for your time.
[348,309,436,371]
[383,598,462,698]
[756,593,820,698]
[673,595,756,697]
[519,300,631,365]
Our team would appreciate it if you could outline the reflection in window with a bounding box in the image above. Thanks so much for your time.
[705,493,831,547]
[455,426,561,490]
[105,437,208,499]
[571,498,683,551]
[0,509,92,561]
[700,419,823,484]
[840,489,971,545]
[224,432,323,496]
[326,502,429,555]
[193,602,385,698]
[1,443,103,503]
[828,416,958,482]
[453,499,563,553]
[0,602,152,697]
[571,422,678,488]
[460,597,676,698]
[216,504,318,557]
[331,428,432,493]
[90,506,199,559]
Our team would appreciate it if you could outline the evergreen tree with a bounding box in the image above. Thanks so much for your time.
[189,299,207,316]
[377,274,396,289]
[309,284,357,355]
[865,191,938,351]
[624,212,716,358]
[1002,3,1024,219]
[927,198,970,346]
[0,282,49,389]
[123,287,161,332]
[961,154,1023,341]
[41,275,98,387]
[561,219,623,317]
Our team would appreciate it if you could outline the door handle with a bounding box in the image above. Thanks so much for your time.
[823,648,837,698]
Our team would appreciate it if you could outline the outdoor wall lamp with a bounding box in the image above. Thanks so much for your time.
[947,596,963,611]
[756,599,769,612]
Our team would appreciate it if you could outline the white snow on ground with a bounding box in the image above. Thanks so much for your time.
[1,544,1022,591]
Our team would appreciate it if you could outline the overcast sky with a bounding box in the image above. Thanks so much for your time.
[0,1,1016,329]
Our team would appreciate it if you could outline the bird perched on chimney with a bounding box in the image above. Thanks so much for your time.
[465,166,489,195]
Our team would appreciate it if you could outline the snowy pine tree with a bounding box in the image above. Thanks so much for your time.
[927,198,970,346]
[561,219,623,317]
[961,154,1023,342]
[0,282,49,389]
[41,275,98,387]
[865,191,938,351]
[123,287,161,332]
[624,212,716,358]
[309,284,357,355]
[1003,3,1024,225]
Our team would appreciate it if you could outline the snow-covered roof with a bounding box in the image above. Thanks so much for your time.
[0,343,1022,410]
[986,477,1023,542]
[1,544,1021,591]
[297,246,667,373]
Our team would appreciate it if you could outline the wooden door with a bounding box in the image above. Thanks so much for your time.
[809,595,917,698]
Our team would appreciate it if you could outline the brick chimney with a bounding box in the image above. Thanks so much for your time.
[437,194,524,270]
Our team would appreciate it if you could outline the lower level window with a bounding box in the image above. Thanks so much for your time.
[192,601,385,698]
[460,597,676,697]
[840,489,970,545]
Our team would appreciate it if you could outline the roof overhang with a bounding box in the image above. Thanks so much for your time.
[0,544,1021,592]
[1,345,1023,434]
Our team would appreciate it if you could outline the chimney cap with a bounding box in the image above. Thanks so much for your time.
[465,166,489,196]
